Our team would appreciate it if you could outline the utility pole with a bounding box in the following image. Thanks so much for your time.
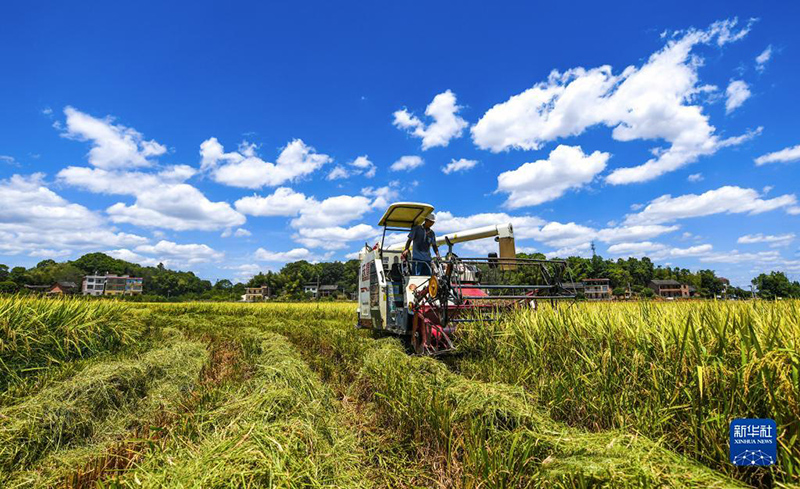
[591,241,596,257]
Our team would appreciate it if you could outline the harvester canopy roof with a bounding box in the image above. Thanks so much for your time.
[378,202,434,228]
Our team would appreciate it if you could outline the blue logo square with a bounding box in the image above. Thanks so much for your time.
[730,418,777,466]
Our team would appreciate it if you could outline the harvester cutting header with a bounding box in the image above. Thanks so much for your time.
[357,202,575,354]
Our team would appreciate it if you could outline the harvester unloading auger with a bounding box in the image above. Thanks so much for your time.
[357,202,576,355]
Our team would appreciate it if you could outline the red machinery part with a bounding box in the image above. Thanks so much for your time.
[411,306,454,355]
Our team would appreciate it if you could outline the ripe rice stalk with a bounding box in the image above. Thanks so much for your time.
[0,297,136,390]
[454,300,800,486]
[0,338,207,487]
[356,340,744,488]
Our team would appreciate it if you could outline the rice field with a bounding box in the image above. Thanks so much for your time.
[0,296,797,488]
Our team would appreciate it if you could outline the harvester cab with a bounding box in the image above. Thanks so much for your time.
[356,202,576,355]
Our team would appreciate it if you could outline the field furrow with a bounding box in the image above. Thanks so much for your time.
[109,330,370,488]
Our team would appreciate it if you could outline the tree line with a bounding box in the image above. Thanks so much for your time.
[0,251,798,301]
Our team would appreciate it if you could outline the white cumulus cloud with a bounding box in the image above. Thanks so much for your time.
[756,45,772,72]
[625,186,797,225]
[292,224,377,250]
[57,165,196,195]
[687,173,704,182]
[57,111,245,232]
[235,187,311,217]
[390,155,424,172]
[725,80,751,113]
[442,158,478,174]
[607,241,666,256]
[61,107,166,169]
[596,224,680,243]
[200,138,332,188]
[393,90,468,150]
[0,173,149,258]
[327,155,376,180]
[497,145,609,208]
[471,18,756,185]
[134,240,224,264]
[755,144,800,166]
[434,211,677,256]
[290,194,372,229]
[361,185,399,210]
[738,233,795,247]
[106,184,245,231]
[107,249,160,267]
[254,247,332,263]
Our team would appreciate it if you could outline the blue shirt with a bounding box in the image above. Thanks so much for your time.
[408,225,436,262]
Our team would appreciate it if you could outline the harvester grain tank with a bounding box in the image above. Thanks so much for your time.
[357,202,575,354]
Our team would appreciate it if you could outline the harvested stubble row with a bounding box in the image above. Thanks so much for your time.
[111,331,369,488]
[372,342,752,487]
[149,307,737,489]
[0,336,207,488]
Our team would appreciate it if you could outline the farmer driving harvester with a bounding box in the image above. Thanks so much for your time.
[357,202,576,354]
[401,213,441,276]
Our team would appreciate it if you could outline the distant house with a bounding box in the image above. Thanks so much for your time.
[24,284,51,293]
[103,276,127,295]
[82,274,143,296]
[82,274,107,296]
[303,283,319,297]
[648,279,689,299]
[25,282,78,295]
[718,277,731,299]
[583,278,612,301]
[318,284,341,298]
[561,282,585,296]
[244,286,270,302]
[125,277,143,295]
[51,281,78,295]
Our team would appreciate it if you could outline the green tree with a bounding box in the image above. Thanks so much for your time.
[213,279,233,290]
[0,281,18,293]
[0,264,8,281]
[9,267,29,285]
[35,259,57,269]
[698,269,723,298]
[71,252,128,275]
[752,271,800,299]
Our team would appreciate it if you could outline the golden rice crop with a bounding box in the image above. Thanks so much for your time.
[2,297,797,488]
[0,296,136,390]
[455,300,800,486]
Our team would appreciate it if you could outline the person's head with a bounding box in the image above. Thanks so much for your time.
[423,213,436,229]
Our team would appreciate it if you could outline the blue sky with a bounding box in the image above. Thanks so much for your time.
[1,1,799,286]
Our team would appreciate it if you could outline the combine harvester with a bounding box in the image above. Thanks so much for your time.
[357,202,576,354]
